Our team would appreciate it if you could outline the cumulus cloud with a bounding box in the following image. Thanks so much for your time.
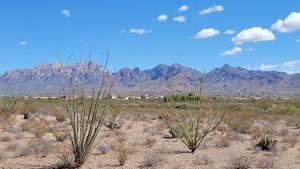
[199,5,224,15]
[260,64,279,70]
[224,29,235,35]
[232,27,276,45]
[157,14,168,22]
[255,60,300,73]
[173,16,186,22]
[283,60,300,68]
[19,41,28,45]
[61,9,71,17]
[179,5,189,12]
[271,12,300,33]
[221,47,242,56]
[128,29,152,34]
[193,28,220,39]
[248,48,254,51]
[120,29,152,34]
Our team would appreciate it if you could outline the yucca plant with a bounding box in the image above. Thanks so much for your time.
[162,83,226,153]
[56,53,114,167]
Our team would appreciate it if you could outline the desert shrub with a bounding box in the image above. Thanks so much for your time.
[31,121,50,138]
[54,112,67,123]
[215,137,230,148]
[145,137,157,148]
[283,133,297,148]
[227,119,252,134]
[98,143,111,154]
[229,156,251,169]
[55,57,113,167]
[0,150,8,161]
[162,84,226,153]
[0,134,12,142]
[33,139,51,157]
[142,153,163,168]
[14,132,24,139]
[193,154,211,166]
[16,145,34,157]
[256,157,275,168]
[21,112,31,119]
[0,96,18,117]
[256,135,277,151]
[106,121,120,130]
[112,139,128,166]
[53,129,68,142]
[47,154,76,169]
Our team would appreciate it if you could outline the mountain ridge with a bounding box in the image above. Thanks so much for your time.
[0,62,299,96]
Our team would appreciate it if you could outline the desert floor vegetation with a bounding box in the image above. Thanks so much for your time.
[0,98,299,168]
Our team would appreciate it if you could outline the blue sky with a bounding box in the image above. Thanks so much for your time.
[0,0,300,74]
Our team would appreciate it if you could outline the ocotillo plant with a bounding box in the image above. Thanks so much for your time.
[162,83,226,153]
[56,52,114,167]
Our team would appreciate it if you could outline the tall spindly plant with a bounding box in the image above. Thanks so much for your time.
[162,83,226,153]
[57,52,114,167]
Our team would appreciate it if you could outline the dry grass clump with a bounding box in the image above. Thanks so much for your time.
[144,137,157,148]
[256,157,275,168]
[0,150,8,161]
[6,141,21,151]
[32,139,51,157]
[16,144,34,157]
[193,154,211,166]
[98,143,111,155]
[31,120,50,138]
[282,132,298,148]
[215,137,230,148]
[229,155,252,169]
[112,138,128,166]
[53,129,68,142]
[141,153,163,168]
[0,134,12,142]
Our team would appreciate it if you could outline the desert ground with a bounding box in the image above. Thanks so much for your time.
[0,98,299,169]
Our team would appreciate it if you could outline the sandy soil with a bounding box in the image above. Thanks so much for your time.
[0,113,299,169]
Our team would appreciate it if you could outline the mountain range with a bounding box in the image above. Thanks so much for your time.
[0,62,300,96]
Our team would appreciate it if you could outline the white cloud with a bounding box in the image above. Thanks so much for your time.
[199,5,224,15]
[283,60,300,68]
[271,12,300,33]
[173,16,186,22]
[232,27,276,45]
[19,41,28,45]
[248,48,254,51]
[221,47,242,56]
[157,14,168,22]
[61,9,71,17]
[254,60,300,73]
[224,29,235,35]
[260,64,279,70]
[125,29,152,35]
[297,39,300,43]
[179,5,189,12]
[193,28,220,39]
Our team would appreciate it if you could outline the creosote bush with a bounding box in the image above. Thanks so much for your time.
[162,84,226,153]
